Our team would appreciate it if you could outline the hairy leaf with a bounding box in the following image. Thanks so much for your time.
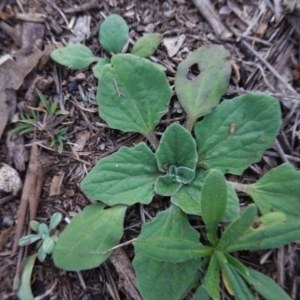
[243,163,300,219]
[205,254,220,300]
[195,93,281,175]
[81,143,159,206]
[217,253,255,300]
[201,169,227,244]
[131,33,163,58]
[134,237,212,262]
[223,253,249,276]
[218,204,257,251]
[154,174,182,196]
[99,14,129,54]
[175,45,231,130]
[226,212,300,252]
[156,123,197,172]
[50,44,97,70]
[133,205,201,300]
[192,286,210,300]
[97,54,171,135]
[172,170,238,221]
[53,203,126,271]
[242,268,291,300]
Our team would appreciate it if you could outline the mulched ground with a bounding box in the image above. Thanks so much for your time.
[1,0,300,299]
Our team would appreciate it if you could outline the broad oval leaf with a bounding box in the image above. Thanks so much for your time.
[133,237,212,262]
[201,169,227,245]
[192,286,210,300]
[242,267,291,300]
[175,45,231,130]
[133,205,201,300]
[81,143,159,206]
[49,212,62,231]
[42,237,55,254]
[50,44,97,70]
[131,33,162,58]
[154,174,182,196]
[226,212,300,252]
[30,220,40,232]
[156,123,197,171]
[93,57,110,79]
[99,14,129,54]
[243,163,300,219]
[195,93,281,175]
[53,203,126,271]
[172,170,238,221]
[97,54,172,135]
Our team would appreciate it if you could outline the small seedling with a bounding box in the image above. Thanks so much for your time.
[10,89,69,153]
[17,213,62,300]
[50,14,300,300]
[19,212,62,261]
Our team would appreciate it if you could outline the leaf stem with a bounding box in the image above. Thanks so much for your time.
[145,132,159,150]
[185,117,195,132]
[229,181,252,193]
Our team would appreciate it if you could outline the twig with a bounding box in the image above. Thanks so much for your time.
[274,139,289,163]
[192,0,232,39]
[63,1,99,13]
[12,143,49,255]
[241,39,297,94]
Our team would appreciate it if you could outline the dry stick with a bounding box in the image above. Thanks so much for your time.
[192,0,232,39]
[12,143,48,255]
[63,1,98,13]
[241,39,297,94]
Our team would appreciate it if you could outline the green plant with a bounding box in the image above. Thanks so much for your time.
[17,213,62,300]
[50,14,164,75]
[10,89,69,153]
[19,212,62,261]
[50,14,300,300]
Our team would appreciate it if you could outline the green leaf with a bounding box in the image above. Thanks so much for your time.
[38,223,49,236]
[36,89,51,112]
[195,93,281,175]
[17,254,37,300]
[226,212,300,252]
[205,254,220,300]
[133,205,201,300]
[171,170,239,221]
[243,163,300,219]
[29,220,40,232]
[193,286,210,300]
[154,174,182,196]
[201,169,227,244]
[93,58,110,79]
[217,253,255,300]
[218,204,257,251]
[42,237,55,254]
[49,212,62,231]
[242,267,291,300]
[53,203,126,271]
[19,234,41,246]
[156,123,197,172]
[38,246,47,262]
[131,33,163,58]
[81,143,159,206]
[175,45,231,130]
[50,44,97,70]
[223,253,249,276]
[97,54,172,135]
[134,237,212,262]
[99,14,129,54]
